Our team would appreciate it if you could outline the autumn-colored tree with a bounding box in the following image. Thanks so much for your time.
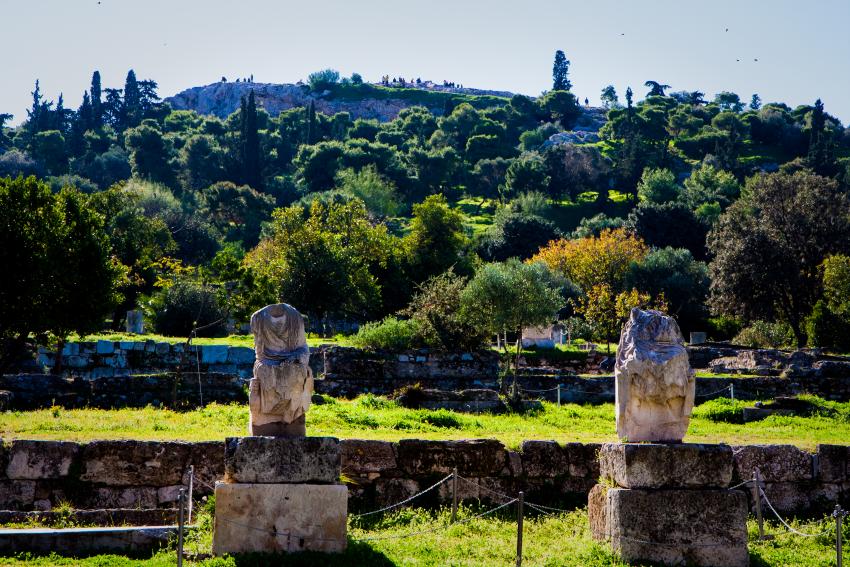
[578,285,657,350]
[531,228,648,294]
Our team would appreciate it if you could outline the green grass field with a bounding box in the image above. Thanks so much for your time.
[3,395,848,450]
[0,506,843,566]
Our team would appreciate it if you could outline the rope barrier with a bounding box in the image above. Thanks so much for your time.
[759,487,832,538]
[455,474,516,503]
[353,498,518,542]
[695,385,733,398]
[351,474,454,518]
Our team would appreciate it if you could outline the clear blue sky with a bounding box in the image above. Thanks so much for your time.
[4,0,850,125]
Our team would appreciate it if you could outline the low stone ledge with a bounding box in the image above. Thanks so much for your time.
[817,444,849,482]
[520,441,567,478]
[0,508,177,527]
[224,437,340,484]
[340,440,397,475]
[733,444,813,482]
[599,443,733,489]
[6,441,79,480]
[396,439,507,477]
[80,441,192,486]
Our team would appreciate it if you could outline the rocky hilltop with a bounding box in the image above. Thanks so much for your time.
[165,81,514,122]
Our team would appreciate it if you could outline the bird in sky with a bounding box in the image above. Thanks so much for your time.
[725,28,729,32]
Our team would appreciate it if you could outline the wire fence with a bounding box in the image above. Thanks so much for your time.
[183,466,846,565]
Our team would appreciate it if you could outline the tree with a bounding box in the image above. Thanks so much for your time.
[403,194,468,282]
[580,284,652,350]
[90,71,103,127]
[714,91,743,112]
[0,177,123,367]
[552,50,571,91]
[644,81,670,97]
[807,99,836,177]
[124,122,177,187]
[461,259,564,380]
[708,171,850,346]
[123,70,141,129]
[200,181,275,246]
[478,212,561,262]
[681,163,740,210]
[749,94,762,111]
[308,69,340,91]
[625,247,709,334]
[531,228,648,295]
[544,145,611,202]
[240,90,262,189]
[504,152,549,200]
[637,168,679,204]
[821,255,850,320]
[537,91,581,129]
[180,134,226,192]
[31,130,68,175]
[628,201,709,260]
[600,85,618,108]
[335,165,402,218]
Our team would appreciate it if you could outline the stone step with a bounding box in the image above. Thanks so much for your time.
[0,525,193,554]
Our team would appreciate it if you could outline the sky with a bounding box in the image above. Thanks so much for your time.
[3,0,850,125]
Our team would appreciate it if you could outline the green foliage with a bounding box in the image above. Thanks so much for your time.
[335,165,402,217]
[637,167,679,204]
[403,194,468,282]
[805,299,850,351]
[733,320,794,348]
[308,68,341,91]
[350,317,420,351]
[402,269,487,351]
[707,315,743,341]
[148,278,227,337]
[692,397,746,424]
[0,177,123,362]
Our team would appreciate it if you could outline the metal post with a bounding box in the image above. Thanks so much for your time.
[516,491,524,567]
[177,488,185,567]
[835,505,845,567]
[451,467,458,523]
[730,383,734,400]
[187,465,194,525]
[753,469,765,541]
[557,384,561,407]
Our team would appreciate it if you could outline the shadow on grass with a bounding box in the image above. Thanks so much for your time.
[229,540,395,566]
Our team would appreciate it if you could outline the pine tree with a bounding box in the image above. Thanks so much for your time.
[240,90,262,189]
[552,50,571,91]
[749,93,761,110]
[122,69,141,129]
[90,71,103,127]
[69,92,92,156]
[807,99,835,176]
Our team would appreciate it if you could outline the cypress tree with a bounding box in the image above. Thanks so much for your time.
[123,69,140,129]
[306,100,317,144]
[552,50,571,91]
[240,90,262,189]
[807,99,835,177]
[90,71,103,127]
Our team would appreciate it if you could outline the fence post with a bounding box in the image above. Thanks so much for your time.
[835,505,845,567]
[187,465,194,525]
[177,488,185,567]
[753,469,765,541]
[557,384,561,407]
[451,467,458,523]
[730,383,734,400]
[516,491,524,567]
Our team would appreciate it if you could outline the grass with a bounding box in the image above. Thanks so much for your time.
[2,395,849,450]
[0,506,843,566]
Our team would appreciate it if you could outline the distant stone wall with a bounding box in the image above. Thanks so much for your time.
[0,439,845,518]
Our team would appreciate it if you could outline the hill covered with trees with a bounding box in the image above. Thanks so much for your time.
[2,52,850,364]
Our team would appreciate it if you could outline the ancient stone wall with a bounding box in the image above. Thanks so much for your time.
[0,439,845,518]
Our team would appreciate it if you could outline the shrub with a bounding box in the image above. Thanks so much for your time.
[350,317,420,351]
[707,315,743,341]
[149,279,227,337]
[732,320,793,348]
[806,300,850,352]
[308,69,340,91]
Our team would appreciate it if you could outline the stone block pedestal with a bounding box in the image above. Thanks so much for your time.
[212,483,347,554]
[589,443,749,567]
[213,436,347,555]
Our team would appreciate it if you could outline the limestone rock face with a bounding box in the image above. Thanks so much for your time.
[615,309,695,442]
[249,304,313,435]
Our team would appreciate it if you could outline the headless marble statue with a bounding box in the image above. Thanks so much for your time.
[249,303,313,437]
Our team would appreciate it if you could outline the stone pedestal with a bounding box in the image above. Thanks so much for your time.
[589,443,749,567]
[213,437,347,555]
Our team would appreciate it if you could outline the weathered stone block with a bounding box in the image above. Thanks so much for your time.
[224,437,340,484]
[201,345,229,364]
[86,487,159,509]
[733,444,812,482]
[594,487,748,567]
[187,441,225,492]
[81,441,191,486]
[6,441,79,480]
[564,442,600,479]
[213,483,347,554]
[227,347,255,365]
[396,439,507,476]
[587,484,608,540]
[0,481,36,510]
[520,441,567,478]
[61,343,79,356]
[373,478,419,506]
[155,342,170,356]
[340,440,396,475]
[759,481,841,515]
[817,444,849,482]
[95,340,115,355]
[599,443,733,489]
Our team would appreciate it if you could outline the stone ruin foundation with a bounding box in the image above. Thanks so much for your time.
[589,443,749,567]
[212,436,347,554]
